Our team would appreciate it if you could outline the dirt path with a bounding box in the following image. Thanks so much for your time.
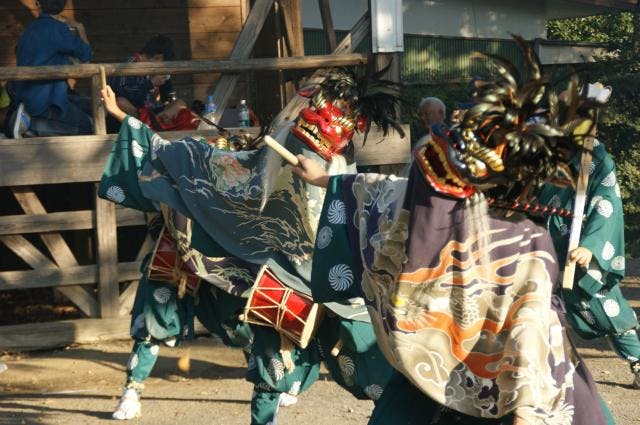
[0,336,638,425]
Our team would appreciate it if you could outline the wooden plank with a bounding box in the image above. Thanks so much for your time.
[0,208,145,236]
[0,262,141,291]
[0,235,56,269]
[13,188,78,267]
[352,125,411,166]
[118,281,139,317]
[92,74,107,136]
[209,0,276,123]
[0,121,401,187]
[279,0,305,103]
[11,187,99,317]
[0,53,367,81]
[96,194,120,318]
[279,0,305,56]
[0,318,131,352]
[318,0,337,52]
[0,128,261,187]
[0,316,210,352]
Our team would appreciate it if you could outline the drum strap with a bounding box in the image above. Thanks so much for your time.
[177,273,188,299]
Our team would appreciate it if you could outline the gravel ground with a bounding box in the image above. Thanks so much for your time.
[1,334,639,425]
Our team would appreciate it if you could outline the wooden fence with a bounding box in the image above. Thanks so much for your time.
[0,51,411,351]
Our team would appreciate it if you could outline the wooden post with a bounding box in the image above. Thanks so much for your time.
[92,71,107,136]
[255,0,287,115]
[96,193,119,318]
[208,0,276,124]
[318,0,338,52]
[279,0,305,103]
[92,71,119,317]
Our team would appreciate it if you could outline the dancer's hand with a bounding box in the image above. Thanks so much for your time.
[101,85,127,123]
[568,246,593,267]
[291,155,330,188]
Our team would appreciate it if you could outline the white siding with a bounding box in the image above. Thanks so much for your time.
[301,0,605,39]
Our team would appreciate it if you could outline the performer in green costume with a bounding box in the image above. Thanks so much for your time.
[98,113,257,420]
[99,68,399,424]
[293,37,616,425]
[538,139,640,388]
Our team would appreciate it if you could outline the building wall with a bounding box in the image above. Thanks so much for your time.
[301,0,612,39]
[1,0,249,102]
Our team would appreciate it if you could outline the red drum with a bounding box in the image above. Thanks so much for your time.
[243,266,322,348]
[147,227,201,297]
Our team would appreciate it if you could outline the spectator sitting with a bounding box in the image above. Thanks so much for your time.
[109,35,197,132]
[414,96,445,148]
[8,0,93,138]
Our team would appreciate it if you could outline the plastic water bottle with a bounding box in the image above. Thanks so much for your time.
[204,95,217,119]
[238,99,250,127]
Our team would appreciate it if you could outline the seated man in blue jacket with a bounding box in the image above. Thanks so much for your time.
[9,0,93,138]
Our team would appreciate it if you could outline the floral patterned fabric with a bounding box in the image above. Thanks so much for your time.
[311,164,610,424]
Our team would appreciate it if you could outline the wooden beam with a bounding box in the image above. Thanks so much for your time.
[0,234,56,270]
[96,193,119,318]
[0,128,261,187]
[318,0,337,52]
[0,53,367,81]
[0,208,145,236]
[208,0,276,124]
[278,0,305,103]
[0,316,210,352]
[0,118,409,188]
[92,73,107,136]
[118,281,139,317]
[0,318,131,352]
[0,117,400,187]
[0,262,141,291]
[12,187,100,318]
[0,262,140,291]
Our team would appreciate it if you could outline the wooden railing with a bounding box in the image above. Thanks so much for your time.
[0,51,410,351]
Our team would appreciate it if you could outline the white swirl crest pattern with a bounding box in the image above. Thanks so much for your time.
[317,226,333,250]
[327,200,347,224]
[328,264,354,291]
[106,185,126,203]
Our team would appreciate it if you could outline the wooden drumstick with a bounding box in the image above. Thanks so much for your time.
[263,135,299,166]
[330,339,343,357]
[99,66,107,90]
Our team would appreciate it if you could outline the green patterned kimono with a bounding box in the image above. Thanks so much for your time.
[100,116,393,424]
[99,117,256,392]
[538,141,640,366]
